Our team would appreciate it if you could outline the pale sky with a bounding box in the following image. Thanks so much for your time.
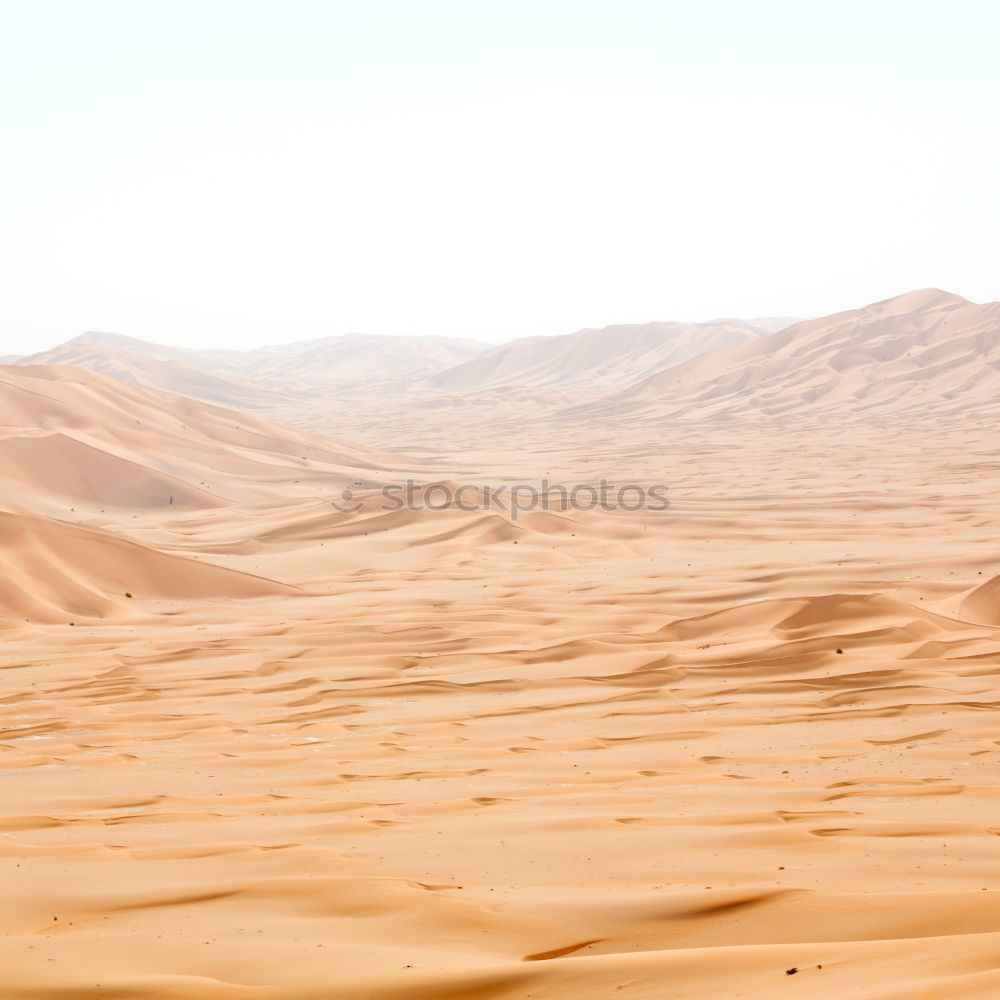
[2,0,999,353]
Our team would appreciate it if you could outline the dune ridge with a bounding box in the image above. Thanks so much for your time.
[429,318,773,391]
[570,289,1000,422]
[20,336,289,409]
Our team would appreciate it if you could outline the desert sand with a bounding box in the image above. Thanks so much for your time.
[4,292,1000,998]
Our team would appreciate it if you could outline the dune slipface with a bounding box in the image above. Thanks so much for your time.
[4,294,1000,998]
[0,510,297,625]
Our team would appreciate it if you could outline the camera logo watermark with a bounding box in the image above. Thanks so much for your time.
[331,480,669,520]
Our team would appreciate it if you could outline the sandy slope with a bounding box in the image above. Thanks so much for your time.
[19,337,288,409]
[4,417,1000,998]
[0,509,296,625]
[5,295,1000,997]
[21,330,490,392]
[210,333,489,390]
[429,319,770,391]
[571,289,1000,422]
[0,364,413,514]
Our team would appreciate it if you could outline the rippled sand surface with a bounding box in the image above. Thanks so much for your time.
[4,411,1000,998]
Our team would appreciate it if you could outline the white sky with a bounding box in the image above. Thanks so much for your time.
[2,0,999,353]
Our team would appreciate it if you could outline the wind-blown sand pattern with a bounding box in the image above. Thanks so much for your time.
[4,292,1000,998]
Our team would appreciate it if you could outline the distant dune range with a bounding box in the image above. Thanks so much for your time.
[18,336,289,409]
[18,328,490,400]
[14,290,1000,422]
[4,290,1000,997]
[427,319,778,390]
[567,289,1000,422]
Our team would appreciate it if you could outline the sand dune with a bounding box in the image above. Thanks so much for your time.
[0,432,227,515]
[20,329,490,400]
[208,332,489,389]
[959,574,1000,626]
[0,509,295,625]
[5,293,1000,997]
[430,319,771,391]
[20,335,288,409]
[31,330,209,367]
[0,363,406,512]
[5,421,1000,996]
[575,288,1000,422]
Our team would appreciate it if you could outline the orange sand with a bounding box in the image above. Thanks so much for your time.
[4,292,1000,998]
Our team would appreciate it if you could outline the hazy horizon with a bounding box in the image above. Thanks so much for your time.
[3,302,810,356]
[0,285,990,358]
[3,1,999,354]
